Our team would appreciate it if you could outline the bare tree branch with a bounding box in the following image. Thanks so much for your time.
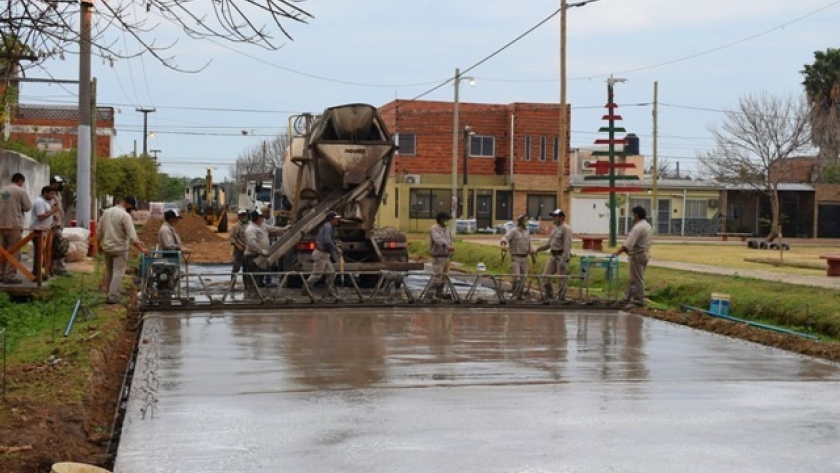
[0,0,312,73]
[229,133,288,191]
[698,92,810,237]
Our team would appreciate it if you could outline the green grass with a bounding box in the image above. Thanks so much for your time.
[0,272,106,364]
[411,239,840,340]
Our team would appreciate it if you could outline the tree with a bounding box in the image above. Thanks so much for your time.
[228,133,288,191]
[155,174,187,202]
[801,48,840,181]
[698,92,810,239]
[0,1,312,72]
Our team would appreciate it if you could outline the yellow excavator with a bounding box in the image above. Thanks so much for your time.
[190,166,228,233]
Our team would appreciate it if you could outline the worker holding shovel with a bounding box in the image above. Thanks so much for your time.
[500,215,534,300]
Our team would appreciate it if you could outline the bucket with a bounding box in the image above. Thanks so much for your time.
[710,292,730,316]
[52,463,112,473]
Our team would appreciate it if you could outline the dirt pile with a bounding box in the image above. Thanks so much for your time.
[136,213,233,263]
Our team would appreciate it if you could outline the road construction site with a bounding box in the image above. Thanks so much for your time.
[111,306,840,473]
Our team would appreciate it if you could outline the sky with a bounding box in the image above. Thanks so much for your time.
[16,0,840,181]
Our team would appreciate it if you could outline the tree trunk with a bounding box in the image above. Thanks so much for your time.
[766,188,781,242]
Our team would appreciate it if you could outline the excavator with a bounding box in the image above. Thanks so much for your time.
[190,166,228,233]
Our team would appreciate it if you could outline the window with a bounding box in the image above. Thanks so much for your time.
[527,194,557,221]
[553,136,560,161]
[524,136,531,161]
[629,198,652,215]
[539,136,547,161]
[496,191,513,220]
[469,135,495,157]
[396,133,416,156]
[685,199,708,218]
[409,189,452,219]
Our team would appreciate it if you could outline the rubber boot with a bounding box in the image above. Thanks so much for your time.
[543,284,554,301]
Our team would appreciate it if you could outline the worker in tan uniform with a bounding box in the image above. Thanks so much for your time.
[229,209,249,281]
[49,175,69,276]
[612,205,652,309]
[0,173,32,284]
[97,196,149,304]
[429,211,455,300]
[536,208,572,300]
[243,210,285,293]
[500,214,534,300]
[158,209,189,252]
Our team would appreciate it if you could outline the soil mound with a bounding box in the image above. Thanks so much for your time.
[136,213,232,263]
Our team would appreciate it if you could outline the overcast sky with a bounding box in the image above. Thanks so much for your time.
[17,0,839,180]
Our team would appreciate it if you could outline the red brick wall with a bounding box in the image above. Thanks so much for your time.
[380,100,570,179]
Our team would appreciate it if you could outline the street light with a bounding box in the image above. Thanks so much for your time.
[136,106,156,156]
[452,68,475,234]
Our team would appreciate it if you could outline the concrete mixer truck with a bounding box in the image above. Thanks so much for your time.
[258,103,422,284]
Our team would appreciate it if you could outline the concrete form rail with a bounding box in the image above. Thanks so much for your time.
[139,268,622,312]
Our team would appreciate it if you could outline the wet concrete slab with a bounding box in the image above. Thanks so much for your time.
[114,309,840,473]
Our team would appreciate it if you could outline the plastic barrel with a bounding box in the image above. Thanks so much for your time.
[52,463,112,473]
[710,292,731,316]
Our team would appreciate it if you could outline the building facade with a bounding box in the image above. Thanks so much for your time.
[377,100,569,232]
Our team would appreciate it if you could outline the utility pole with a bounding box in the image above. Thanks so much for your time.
[136,107,156,156]
[90,77,97,222]
[557,0,568,216]
[652,81,659,234]
[76,0,93,228]
[452,67,461,233]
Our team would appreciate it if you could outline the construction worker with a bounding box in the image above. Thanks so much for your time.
[500,214,534,300]
[158,209,189,252]
[612,205,652,309]
[429,211,455,300]
[49,176,69,276]
[229,209,249,280]
[243,210,285,292]
[536,208,572,300]
[304,211,341,295]
[97,196,149,304]
[30,186,58,279]
[0,173,32,284]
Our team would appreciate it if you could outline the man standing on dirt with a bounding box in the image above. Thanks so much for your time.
[229,209,249,280]
[429,211,455,300]
[536,209,572,300]
[0,173,32,284]
[97,196,149,304]
[500,214,534,300]
[30,186,59,279]
[612,205,652,309]
[304,211,342,296]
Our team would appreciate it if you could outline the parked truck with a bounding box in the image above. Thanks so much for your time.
[259,103,422,284]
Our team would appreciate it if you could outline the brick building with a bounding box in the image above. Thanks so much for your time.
[377,99,569,232]
[1,78,115,157]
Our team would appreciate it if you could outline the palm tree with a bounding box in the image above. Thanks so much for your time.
[801,48,840,181]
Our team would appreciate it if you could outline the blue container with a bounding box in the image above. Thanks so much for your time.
[710,293,730,316]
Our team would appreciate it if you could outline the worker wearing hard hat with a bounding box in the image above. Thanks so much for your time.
[243,210,286,293]
[536,209,572,300]
[500,214,534,300]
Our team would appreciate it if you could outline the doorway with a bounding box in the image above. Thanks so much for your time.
[477,193,493,230]
[657,199,671,235]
